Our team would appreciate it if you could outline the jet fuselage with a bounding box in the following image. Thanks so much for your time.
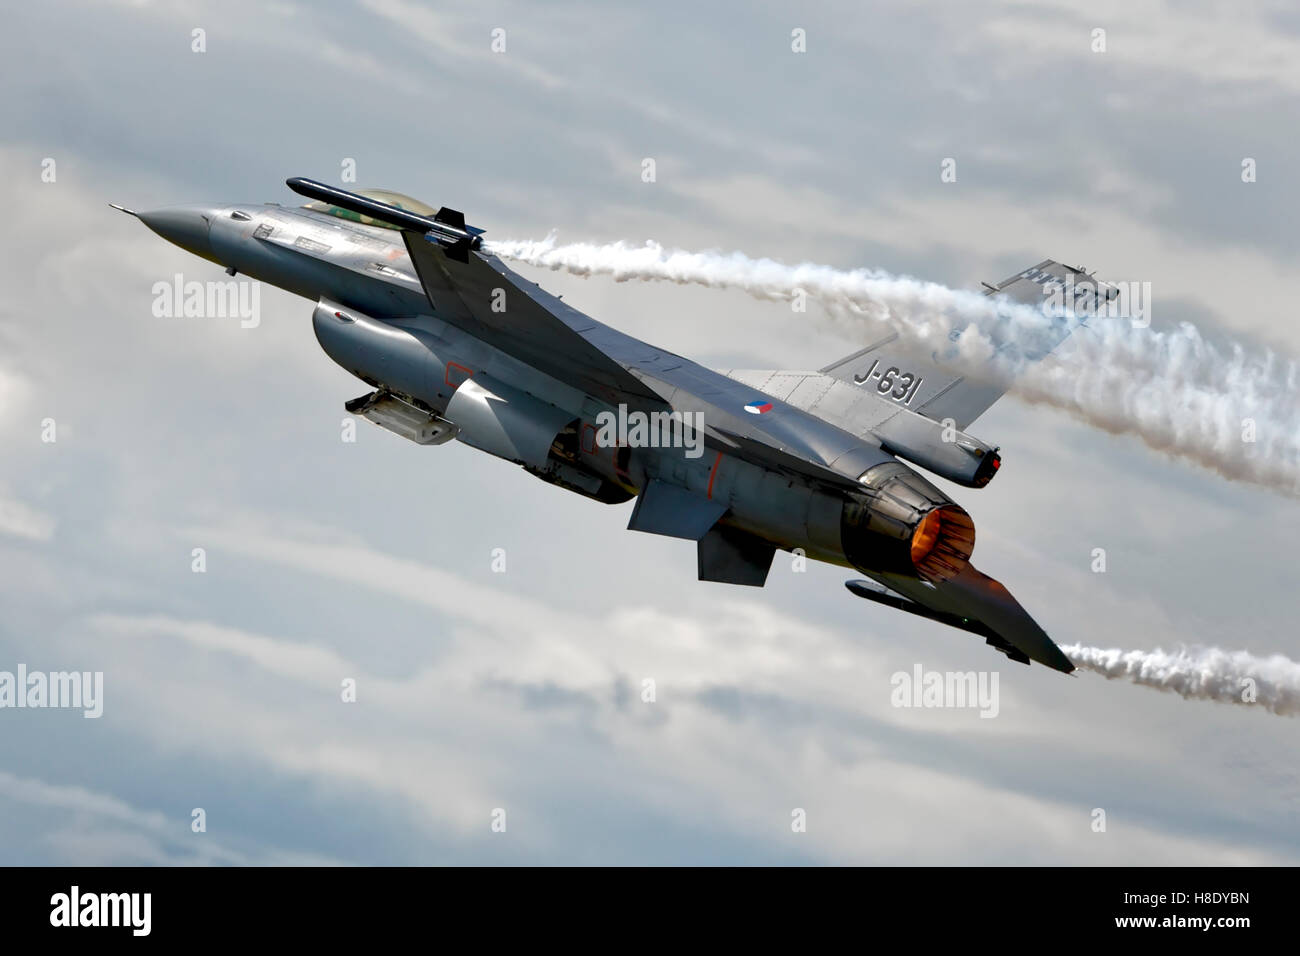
[127,187,1074,674]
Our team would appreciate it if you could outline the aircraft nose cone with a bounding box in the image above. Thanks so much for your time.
[137,206,215,261]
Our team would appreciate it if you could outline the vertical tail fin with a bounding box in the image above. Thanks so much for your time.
[820,260,1118,429]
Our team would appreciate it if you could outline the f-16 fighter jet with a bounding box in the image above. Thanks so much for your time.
[120,178,1111,673]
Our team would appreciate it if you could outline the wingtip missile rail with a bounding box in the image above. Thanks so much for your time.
[285,176,484,261]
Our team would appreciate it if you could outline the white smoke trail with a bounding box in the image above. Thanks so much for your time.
[485,236,1300,496]
[1061,643,1300,717]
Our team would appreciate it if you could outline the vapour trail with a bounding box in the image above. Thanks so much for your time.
[1061,643,1300,717]
[485,236,1300,496]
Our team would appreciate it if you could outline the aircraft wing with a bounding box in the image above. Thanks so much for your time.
[410,242,673,408]
[286,178,667,410]
[818,259,1117,430]
[847,566,1075,673]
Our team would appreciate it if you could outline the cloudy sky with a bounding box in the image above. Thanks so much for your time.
[0,0,1297,865]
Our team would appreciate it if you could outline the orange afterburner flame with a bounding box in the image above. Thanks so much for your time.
[908,505,977,581]
[910,509,943,564]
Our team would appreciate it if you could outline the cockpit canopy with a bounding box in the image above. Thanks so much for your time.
[302,188,437,230]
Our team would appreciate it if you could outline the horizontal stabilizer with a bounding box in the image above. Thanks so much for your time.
[846,579,1029,665]
[628,480,727,540]
[851,564,1074,673]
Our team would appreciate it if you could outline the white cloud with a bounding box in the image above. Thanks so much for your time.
[0,770,339,865]
[60,518,1293,863]
[0,489,54,542]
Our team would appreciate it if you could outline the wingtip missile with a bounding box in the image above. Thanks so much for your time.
[285,177,483,259]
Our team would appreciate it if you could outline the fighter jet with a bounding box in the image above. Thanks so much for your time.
[120,177,1111,673]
